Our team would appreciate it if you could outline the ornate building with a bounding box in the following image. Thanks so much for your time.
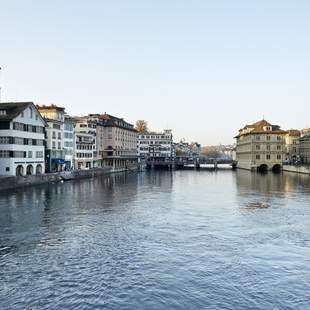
[235,120,287,172]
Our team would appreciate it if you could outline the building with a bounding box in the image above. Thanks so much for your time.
[64,115,75,169]
[234,119,287,172]
[37,105,65,172]
[175,141,201,159]
[98,113,138,169]
[284,129,301,163]
[0,102,45,176]
[74,117,97,169]
[138,129,175,163]
[299,130,310,165]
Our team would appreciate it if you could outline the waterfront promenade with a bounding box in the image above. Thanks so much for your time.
[1,170,310,309]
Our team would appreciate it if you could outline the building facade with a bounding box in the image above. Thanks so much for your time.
[299,130,310,165]
[37,105,65,172]
[0,102,45,176]
[284,130,301,163]
[235,120,287,172]
[74,117,97,169]
[96,113,138,169]
[138,129,175,163]
[64,115,75,169]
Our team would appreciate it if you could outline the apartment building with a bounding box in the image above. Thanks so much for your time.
[64,115,75,169]
[94,113,137,169]
[74,117,97,169]
[0,102,45,176]
[285,129,301,163]
[37,105,65,172]
[235,119,287,172]
[137,129,174,162]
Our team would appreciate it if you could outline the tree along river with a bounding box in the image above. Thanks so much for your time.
[1,170,310,310]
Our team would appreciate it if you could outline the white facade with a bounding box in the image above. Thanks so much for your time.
[38,105,65,172]
[64,115,75,169]
[74,117,97,169]
[0,102,45,176]
[137,129,174,161]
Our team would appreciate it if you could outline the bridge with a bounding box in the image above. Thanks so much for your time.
[145,157,235,170]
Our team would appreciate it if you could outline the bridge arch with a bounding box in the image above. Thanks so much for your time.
[257,164,268,173]
[272,164,282,173]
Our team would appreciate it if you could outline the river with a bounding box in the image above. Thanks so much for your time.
[1,170,310,309]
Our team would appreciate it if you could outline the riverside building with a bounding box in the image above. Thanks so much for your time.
[0,102,45,176]
[37,105,66,173]
[299,129,310,165]
[235,119,287,172]
[74,117,97,169]
[64,114,75,169]
[137,129,175,163]
[90,113,138,170]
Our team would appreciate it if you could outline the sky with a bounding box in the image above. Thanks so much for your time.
[0,0,310,145]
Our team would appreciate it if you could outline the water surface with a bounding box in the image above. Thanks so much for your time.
[1,170,310,309]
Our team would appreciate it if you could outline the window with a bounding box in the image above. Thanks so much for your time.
[0,137,10,144]
[29,107,33,118]
[267,136,271,141]
[52,141,56,149]
[0,110,6,116]
[52,131,56,139]
[28,151,32,158]
[277,136,282,141]
[255,145,260,150]
[256,154,260,160]
[0,121,10,130]
[0,150,10,158]
[58,142,61,149]
[58,132,61,139]
[277,154,282,160]
[277,145,281,150]
[266,154,271,160]
[255,135,260,140]
[53,123,61,130]
[36,151,44,158]
[266,145,270,151]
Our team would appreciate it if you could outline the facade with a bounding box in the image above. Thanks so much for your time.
[74,117,97,169]
[99,113,137,169]
[37,105,65,172]
[299,131,310,165]
[138,130,175,163]
[235,120,287,172]
[64,115,75,169]
[284,129,301,163]
[0,102,45,176]
[175,141,201,158]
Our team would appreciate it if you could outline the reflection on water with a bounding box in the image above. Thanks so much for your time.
[1,170,310,309]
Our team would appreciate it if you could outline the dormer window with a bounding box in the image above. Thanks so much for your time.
[264,126,271,131]
[0,110,6,116]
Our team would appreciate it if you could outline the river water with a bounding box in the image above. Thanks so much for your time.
[1,170,310,310]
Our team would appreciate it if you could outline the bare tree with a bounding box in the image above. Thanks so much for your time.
[135,120,148,133]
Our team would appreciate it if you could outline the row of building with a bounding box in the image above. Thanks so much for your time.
[0,102,177,176]
[234,119,310,172]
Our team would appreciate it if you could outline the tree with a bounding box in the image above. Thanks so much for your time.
[135,120,148,133]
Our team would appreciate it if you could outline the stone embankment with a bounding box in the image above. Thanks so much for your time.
[283,165,310,175]
[0,166,139,191]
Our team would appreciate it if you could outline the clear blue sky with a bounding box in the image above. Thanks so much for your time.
[1,0,309,145]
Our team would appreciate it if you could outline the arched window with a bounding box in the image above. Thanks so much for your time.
[26,165,33,175]
[36,164,42,175]
[16,165,24,176]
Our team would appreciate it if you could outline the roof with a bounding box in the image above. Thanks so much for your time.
[37,104,65,111]
[287,129,301,137]
[235,119,287,138]
[0,102,33,121]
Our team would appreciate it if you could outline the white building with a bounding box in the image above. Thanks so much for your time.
[0,102,45,176]
[74,117,97,169]
[137,129,174,162]
[64,115,75,169]
[37,105,65,172]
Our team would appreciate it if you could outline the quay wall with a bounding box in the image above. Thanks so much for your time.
[283,165,310,175]
[0,165,139,192]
